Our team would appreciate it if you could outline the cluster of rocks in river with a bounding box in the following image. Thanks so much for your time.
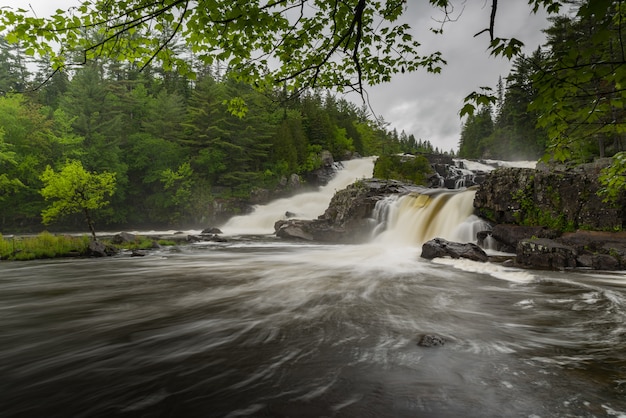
[275,157,626,271]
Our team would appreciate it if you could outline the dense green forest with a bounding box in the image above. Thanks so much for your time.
[2,0,626,233]
[459,4,626,166]
[0,40,446,232]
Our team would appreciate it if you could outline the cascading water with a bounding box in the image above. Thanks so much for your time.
[220,157,376,235]
[3,157,625,418]
[373,189,485,246]
[221,156,491,245]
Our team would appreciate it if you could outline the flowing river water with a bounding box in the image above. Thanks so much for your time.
[1,159,625,417]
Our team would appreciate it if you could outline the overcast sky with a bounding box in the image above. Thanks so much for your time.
[11,1,551,152]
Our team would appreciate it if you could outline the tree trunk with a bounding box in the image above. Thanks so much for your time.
[84,208,97,241]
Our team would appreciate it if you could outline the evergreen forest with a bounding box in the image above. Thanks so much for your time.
[459,4,626,166]
[0,41,442,232]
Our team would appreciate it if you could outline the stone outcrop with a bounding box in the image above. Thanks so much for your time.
[474,163,626,231]
[421,238,488,262]
[304,150,339,186]
[274,178,417,242]
[473,161,626,270]
[514,233,626,271]
[516,238,578,270]
[478,224,560,253]
[87,240,117,257]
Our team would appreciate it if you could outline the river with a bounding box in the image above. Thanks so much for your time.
[1,159,625,418]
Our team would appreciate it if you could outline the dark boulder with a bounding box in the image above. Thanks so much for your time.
[417,334,446,347]
[187,234,228,243]
[201,227,223,234]
[305,150,339,186]
[421,238,488,262]
[516,238,578,270]
[274,219,345,242]
[486,224,560,253]
[87,240,117,257]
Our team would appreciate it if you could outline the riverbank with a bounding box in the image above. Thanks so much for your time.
[0,231,181,261]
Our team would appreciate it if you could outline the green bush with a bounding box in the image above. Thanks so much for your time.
[373,154,433,185]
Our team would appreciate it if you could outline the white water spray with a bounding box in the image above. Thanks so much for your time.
[220,157,376,235]
[374,189,481,246]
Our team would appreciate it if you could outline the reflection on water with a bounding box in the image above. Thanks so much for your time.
[1,239,625,417]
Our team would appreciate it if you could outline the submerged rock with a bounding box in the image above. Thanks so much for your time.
[417,334,446,347]
[421,238,488,262]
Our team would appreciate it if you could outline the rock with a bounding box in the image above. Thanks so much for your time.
[474,164,626,230]
[131,250,146,257]
[274,220,315,241]
[187,234,228,243]
[305,150,343,186]
[516,238,578,270]
[87,240,116,257]
[201,227,223,234]
[274,178,419,243]
[111,231,137,245]
[421,238,488,262]
[487,224,560,253]
[417,334,446,347]
[274,219,346,242]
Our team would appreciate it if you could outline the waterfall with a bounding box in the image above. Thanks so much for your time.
[220,157,376,235]
[374,189,483,246]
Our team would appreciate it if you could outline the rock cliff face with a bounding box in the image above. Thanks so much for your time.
[474,163,626,231]
[474,162,626,270]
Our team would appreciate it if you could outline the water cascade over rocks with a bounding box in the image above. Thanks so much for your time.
[373,189,486,246]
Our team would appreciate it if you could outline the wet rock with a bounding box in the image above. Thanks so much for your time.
[187,234,227,243]
[417,334,446,347]
[487,224,560,253]
[474,164,626,230]
[516,238,578,270]
[421,238,488,262]
[305,150,339,186]
[87,240,117,257]
[201,227,223,234]
[111,231,137,245]
[274,220,315,241]
[274,178,420,243]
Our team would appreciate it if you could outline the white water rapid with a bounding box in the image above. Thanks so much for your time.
[3,158,625,418]
[221,156,489,246]
[220,157,376,235]
[374,190,488,246]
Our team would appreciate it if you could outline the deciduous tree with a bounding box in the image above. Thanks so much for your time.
[40,160,116,240]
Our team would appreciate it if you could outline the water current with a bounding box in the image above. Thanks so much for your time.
[1,159,625,418]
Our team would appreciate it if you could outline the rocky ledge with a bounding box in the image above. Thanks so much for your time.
[274,178,418,243]
[274,159,626,271]
[474,161,626,271]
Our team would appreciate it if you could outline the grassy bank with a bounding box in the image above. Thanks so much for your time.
[0,232,177,261]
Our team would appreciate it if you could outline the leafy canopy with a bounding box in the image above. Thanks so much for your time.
[0,0,561,98]
[40,160,116,236]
